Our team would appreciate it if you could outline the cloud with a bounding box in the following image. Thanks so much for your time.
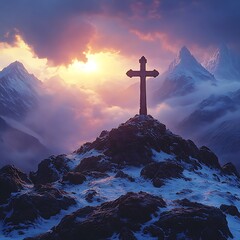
[1,0,239,66]
[0,1,100,65]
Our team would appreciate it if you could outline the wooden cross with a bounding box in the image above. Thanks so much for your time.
[126,56,159,115]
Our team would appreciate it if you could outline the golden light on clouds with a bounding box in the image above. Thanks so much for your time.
[0,36,137,91]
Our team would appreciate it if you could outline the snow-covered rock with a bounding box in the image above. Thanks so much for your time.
[0,115,240,239]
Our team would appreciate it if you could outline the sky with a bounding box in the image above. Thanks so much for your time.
[0,0,240,168]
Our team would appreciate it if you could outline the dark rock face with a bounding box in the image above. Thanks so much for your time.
[119,227,137,240]
[220,204,240,218]
[222,162,240,178]
[76,115,167,166]
[143,225,165,239]
[141,161,184,185]
[0,165,31,203]
[3,185,76,228]
[30,155,71,185]
[75,115,221,172]
[154,199,233,240]
[75,155,112,173]
[26,192,166,240]
[62,172,86,185]
[197,146,221,169]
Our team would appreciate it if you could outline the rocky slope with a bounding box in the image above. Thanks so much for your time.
[0,115,239,240]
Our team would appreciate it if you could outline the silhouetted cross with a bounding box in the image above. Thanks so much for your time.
[126,56,159,115]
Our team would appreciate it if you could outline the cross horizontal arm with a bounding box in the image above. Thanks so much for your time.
[126,69,140,78]
[145,69,159,78]
[126,69,159,78]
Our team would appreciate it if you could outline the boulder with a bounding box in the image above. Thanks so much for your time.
[197,146,221,169]
[74,155,111,173]
[30,155,71,185]
[0,165,31,203]
[141,161,184,186]
[154,199,232,240]
[4,185,76,227]
[220,204,240,218]
[62,172,86,185]
[222,162,240,178]
[25,192,166,240]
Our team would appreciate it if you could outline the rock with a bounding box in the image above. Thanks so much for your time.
[220,204,240,217]
[75,156,112,173]
[154,199,232,240]
[4,185,76,228]
[73,115,223,172]
[119,227,136,240]
[75,115,167,167]
[222,162,240,178]
[152,178,164,188]
[30,155,71,185]
[141,161,184,185]
[84,189,100,203]
[62,172,86,185]
[197,146,221,169]
[143,225,164,239]
[0,165,31,204]
[27,192,166,240]
[115,170,135,182]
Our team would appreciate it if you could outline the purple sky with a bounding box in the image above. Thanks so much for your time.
[0,0,239,65]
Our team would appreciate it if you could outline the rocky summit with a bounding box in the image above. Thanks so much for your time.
[0,115,240,240]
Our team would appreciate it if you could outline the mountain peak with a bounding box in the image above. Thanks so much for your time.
[6,60,28,72]
[179,46,192,59]
[1,61,29,77]
[205,44,240,80]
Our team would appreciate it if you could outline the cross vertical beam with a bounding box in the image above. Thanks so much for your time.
[126,56,159,115]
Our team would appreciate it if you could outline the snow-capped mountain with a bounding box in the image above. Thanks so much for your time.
[0,115,240,239]
[205,44,240,81]
[151,46,216,102]
[0,61,41,120]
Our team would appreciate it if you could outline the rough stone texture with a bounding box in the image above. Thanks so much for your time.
[119,227,137,240]
[115,170,135,182]
[197,146,221,169]
[141,161,184,184]
[3,185,76,227]
[84,189,100,203]
[0,165,31,203]
[220,204,240,218]
[25,192,166,240]
[143,225,164,239]
[74,115,221,172]
[30,154,71,185]
[222,162,240,178]
[155,199,233,240]
[62,172,86,185]
[74,155,112,173]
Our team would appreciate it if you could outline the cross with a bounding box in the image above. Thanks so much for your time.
[126,56,159,115]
